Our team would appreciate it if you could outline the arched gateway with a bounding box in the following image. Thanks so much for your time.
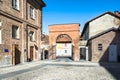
[49,24,80,61]
[56,34,73,58]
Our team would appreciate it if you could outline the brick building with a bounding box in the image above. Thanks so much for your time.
[0,0,45,65]
[81,11,120,62]
[49,24,80,61]
[87,28,120,62]
[41,34,49,60]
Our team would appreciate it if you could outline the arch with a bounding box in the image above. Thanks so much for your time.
[56,34,72,43]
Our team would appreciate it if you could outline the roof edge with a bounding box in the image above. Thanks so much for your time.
[88,27,118,41]
[48,23,80,26]
[81,11,120,37]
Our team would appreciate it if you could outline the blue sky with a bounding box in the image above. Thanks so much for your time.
[42,0,120,34]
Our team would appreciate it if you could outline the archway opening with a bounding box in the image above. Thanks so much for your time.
[56,34,73,60]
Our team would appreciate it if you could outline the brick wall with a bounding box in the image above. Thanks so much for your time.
[89,30,120,62]
[49,24,80,61]
[0,44,12,65]
[0,0,45,65]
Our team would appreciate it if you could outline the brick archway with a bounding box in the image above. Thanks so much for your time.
[49,24,80,61]
[56,34,72,43]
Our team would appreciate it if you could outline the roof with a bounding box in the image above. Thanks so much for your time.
[36,0,46,7]
[88,27,118,41]
[81,11,120,37]
[48,23,80,26]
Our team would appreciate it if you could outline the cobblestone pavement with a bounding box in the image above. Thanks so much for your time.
[0,58,120,80]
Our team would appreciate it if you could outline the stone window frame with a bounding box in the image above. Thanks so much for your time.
[98,43,102,51]
[12,25,20,39]
[30,6,35,19]
[12,0,20,10]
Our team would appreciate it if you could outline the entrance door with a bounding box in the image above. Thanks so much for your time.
[80,48,86,60]
[12,44,21,65]
[30,46,34,61]
[109,45,117,62]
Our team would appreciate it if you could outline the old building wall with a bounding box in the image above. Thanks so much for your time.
[26,0,42,27]
[90,30,120,62]
[89,14,119,38]
[0,0,45,65]
[27,25,39,61]
[0,0,24,19]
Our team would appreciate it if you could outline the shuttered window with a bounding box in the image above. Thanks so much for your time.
[98,44,102,51]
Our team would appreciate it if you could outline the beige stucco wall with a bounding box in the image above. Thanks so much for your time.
[89,14,119,38]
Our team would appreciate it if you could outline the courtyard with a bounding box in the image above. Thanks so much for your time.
[0,58,120,80]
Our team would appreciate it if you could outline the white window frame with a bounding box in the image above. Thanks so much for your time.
[12,25,20,39]
[12,0,20,10]
[30,6,35,19]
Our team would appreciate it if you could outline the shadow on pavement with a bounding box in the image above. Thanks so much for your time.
[99,63,120,80]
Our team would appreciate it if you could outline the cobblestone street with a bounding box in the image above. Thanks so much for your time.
[0,59,120,80]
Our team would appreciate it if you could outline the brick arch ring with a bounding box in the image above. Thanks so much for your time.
[56,34,72,43]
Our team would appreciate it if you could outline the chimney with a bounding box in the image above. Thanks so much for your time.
[114,11,120,17]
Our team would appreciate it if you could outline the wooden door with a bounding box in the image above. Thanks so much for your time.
[30,46,34,61]
[12,44,21,65]
[12,44,15,65]
[15,45,20,64]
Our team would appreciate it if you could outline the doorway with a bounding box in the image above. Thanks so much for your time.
[56,43,72,58]
[80,48,86,60]
[12,44,21,65]
[30,46,34,61]
[109,45,117,62]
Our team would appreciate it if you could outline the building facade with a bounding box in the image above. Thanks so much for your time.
[40,34,49,60]
[0,0,45,65]
[49,24,80,61]
[88,28,120,62]
[81,11,120,62]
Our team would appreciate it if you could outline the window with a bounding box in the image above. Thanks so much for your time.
[30,6,35,19]
[12,0,19,10]
[0,0,3,2]
[98,44,102,51]
[12,25,19,39]
[29,31,35,41]
[65,50,67,53]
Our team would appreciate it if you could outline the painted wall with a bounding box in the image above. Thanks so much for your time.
[89,14,119,38]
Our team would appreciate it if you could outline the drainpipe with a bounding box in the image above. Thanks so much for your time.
[26,25,29,62]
